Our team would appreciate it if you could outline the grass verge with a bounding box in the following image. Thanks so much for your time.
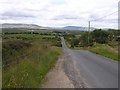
[66,40,118,61]
[88,44,118,61]
[2,39,62,88]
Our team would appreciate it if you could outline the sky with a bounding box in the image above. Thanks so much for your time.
[0,0,119,29]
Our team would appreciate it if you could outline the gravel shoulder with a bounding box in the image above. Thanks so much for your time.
[63,52,89,88]
[42,54,74,88]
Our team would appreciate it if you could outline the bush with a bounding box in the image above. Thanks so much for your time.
[80,32,93,47]
[92,29,109,44]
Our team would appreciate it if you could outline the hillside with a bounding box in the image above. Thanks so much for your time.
[1,23,47,29]
[63,26,95,31]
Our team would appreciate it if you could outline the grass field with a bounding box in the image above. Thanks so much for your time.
[2,34,56,40]
[2,34,62,88]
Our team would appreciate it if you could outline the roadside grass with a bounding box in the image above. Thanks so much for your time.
[2,38,62,88]
[65,40,71,48]
[108,41,118,52]
[88,44,118,61]
[65,40,118,61]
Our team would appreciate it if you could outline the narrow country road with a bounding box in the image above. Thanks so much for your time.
[61,37,118,88]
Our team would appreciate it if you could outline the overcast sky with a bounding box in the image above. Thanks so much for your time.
[0,0,119,28]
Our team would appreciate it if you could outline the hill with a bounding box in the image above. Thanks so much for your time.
[1,23,47,29]
[63,26,95,31]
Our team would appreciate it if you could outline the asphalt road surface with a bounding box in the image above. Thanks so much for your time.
[61,37,118,88]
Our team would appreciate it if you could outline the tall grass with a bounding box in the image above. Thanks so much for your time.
[89,44,118,61]
[65,40,118,61]
[2,39,62,88]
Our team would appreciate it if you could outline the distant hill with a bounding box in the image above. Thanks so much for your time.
[1,23,95,31]
[1,23,48,29]
[63,26,95,31]
[1,23,51,33]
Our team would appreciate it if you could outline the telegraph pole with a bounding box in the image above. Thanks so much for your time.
[88,21,90,47]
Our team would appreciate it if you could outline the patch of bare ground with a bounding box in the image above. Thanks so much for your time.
[42,54,74,88]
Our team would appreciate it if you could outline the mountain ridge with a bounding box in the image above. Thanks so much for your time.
[1,23,95,31]
[1,23,48,29]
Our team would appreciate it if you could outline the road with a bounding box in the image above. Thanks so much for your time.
[61,37,118,88]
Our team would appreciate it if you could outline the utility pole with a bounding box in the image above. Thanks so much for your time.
[31,30,34,34]
[88,21,90,47]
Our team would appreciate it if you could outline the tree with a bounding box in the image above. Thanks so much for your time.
[92,29,109,44]
[80,32,93,47]
[70,38,80,48]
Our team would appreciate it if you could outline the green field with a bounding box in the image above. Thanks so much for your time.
[2,34,56,39]
[2,34,62,88]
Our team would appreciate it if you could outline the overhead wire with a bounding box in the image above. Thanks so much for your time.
[91,10,119,22]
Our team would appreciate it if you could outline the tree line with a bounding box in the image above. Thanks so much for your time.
[64,29,120,47]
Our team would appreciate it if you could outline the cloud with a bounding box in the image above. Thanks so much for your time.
[1,10,35,20]
[53,15,83,20]
[0,0,119,29]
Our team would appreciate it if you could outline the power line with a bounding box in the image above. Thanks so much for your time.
[87,10,119,47]
[91,10,118,22]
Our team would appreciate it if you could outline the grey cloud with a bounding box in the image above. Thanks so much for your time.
[53,15,83,20]
[99,19,117,23]
[24,8,49,12]
[89,14,99,21]
[1,10,35,20]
